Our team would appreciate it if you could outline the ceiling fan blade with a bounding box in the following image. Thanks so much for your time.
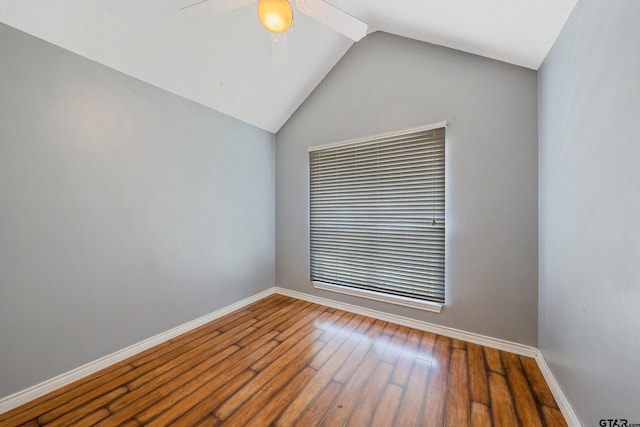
[179,0,256,20]
[294,0,367,41]
[271,32,289,66]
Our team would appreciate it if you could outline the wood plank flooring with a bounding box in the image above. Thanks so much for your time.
[0,295,567,426]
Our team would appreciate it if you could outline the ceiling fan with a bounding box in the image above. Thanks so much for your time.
[178,0,368,66]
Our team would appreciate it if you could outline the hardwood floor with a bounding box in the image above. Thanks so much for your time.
[0,294,567,426]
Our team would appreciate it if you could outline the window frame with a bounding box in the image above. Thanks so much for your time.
[308,121,447,313]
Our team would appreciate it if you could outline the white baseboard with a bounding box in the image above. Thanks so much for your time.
[273,287,538,358]
[0,287,276,416]
[535,350,582,427]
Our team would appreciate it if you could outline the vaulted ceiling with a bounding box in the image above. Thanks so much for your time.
[0,0,576,133]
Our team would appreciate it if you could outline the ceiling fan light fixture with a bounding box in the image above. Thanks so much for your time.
[257,0,293,33]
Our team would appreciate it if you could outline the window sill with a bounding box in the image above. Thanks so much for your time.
[312,281,443,313]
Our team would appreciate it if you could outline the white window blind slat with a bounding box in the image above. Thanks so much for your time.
[309,126,446,304]
[310,152,445,169]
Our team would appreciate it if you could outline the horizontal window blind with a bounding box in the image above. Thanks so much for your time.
[309,126,445,304]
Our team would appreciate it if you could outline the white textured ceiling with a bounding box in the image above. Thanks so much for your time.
[0,0,575,132]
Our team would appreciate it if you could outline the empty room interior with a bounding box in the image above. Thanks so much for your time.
[0,0,638,425]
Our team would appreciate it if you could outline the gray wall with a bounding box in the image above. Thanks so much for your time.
[538,0,640,423]
[0,23,275,398]
[276,32,539,346]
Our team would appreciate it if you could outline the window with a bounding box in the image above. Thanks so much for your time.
[309,123,445,312]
